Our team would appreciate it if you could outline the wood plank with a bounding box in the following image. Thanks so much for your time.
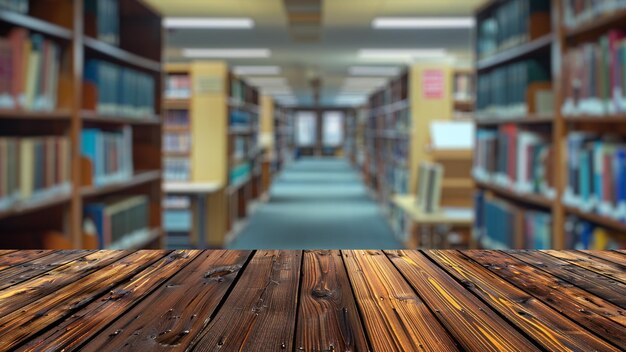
[190,250,302,352]
[0,250,16,256]
[342,250,459,352]
[545,250,626,284]
[464,250,626,348]
[0,250,128,317]
[509,250,626,308]
[585,250,626,266]
[82,250,251,351]
[0,250,54,272]
[386,250,539,351]
[295,250,369,351]
[19,250,200,352]
[425,250,620,352]
[0,250,167,351]
[0,250,89,290]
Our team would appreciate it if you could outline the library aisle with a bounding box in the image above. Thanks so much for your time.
[228,158,402,249]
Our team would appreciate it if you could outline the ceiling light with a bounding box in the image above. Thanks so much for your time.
[164,17,254,29]
[372,17,474,29]
[349,66,401,76]
[182,48,270,58]
[246,77,288,85]
[358,49,446,60]
[233,66,281,75]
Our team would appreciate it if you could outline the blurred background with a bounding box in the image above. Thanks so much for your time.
[0,0,625,251]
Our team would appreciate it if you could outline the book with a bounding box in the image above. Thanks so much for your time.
[415,162,444,213]
[83,195,150,249]
[163,132,191,153]
[564,216,626,249]
[474,190,552,249]
[84,59,155,118]
[0,0,28,13]
[562,0,626,30]
[0,136,71,210]
[561,29,626,115]
[164,157,190,182]
[165,74,191,99]
[85,0,120,46]
[164,109,189,127]
[81,127,133,187]
[564,133,626,220]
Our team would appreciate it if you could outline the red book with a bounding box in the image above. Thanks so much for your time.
[7,28,28,108]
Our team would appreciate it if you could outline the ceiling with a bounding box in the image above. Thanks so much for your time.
[146,0,486,107]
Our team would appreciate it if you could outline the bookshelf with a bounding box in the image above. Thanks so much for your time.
[259,95,294,190]
[473,0,626,250]
[0,0,163,249]
[363,63,454,246]
[162,61,264,247]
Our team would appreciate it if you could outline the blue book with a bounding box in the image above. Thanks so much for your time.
[615,147,626,218]
[84,203,107,248]
[579,149,590,206]
[81,129,100,183]
[593,141,604,208]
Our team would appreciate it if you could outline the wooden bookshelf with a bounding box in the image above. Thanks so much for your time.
[0,0,164,249]
[473,0,626,250]
[162,62,265,247]
[259,96,294,192]
[363,63,455,244]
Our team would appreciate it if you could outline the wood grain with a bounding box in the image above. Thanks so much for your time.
[190,250,302,352]
[545,250,626,284]
[0,250,56,272]
[509,250,626,308]
[0,250,128,317]
[386,250,539,352]
[0,250,167,351]
[342,250,459,352]
[83,250,251,351]
[464,250,626,348]
[585,250,626,266]
[295,250,369,352]
[425,250,620,351]
[20,250,200,352]
[0,250,88,290]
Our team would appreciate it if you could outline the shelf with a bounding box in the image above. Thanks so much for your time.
[0,109,72,120]
[164,99,190,109]
[228,98,260,113]
[229,126,255,135]
[368,99,410,116]
[564,206,626,234]
[564,115,626,124]
[0,191,72,221]
[84,36,161,72]
[0,10,72,40]
[475,114,554,126]
[565,9,626,41]
[474,179,554,209]
[106,227,162,250]
[81,111,161,125]
[81,170,161,198]
[163,151,190,157]
[164,125,190,132]
[228,175,251,193]
[477,34,553,71]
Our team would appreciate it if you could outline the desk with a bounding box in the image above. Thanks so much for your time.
[2,249,624,351]
[163,182,223,248]
[392,194,473,248]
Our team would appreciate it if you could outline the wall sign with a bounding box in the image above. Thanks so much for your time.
[422,69,445,99]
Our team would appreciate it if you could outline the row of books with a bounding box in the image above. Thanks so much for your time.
[477,0,551,59]
[0,136,71,210]
[85,0,120,46]
[561,29,626,116]
[81,127,133,187]
[0,0,27,13]
[164,157,189,182]
[163,133,191,153]
[416,162,444,213]
[230,163,250,186]
[231,79,251,103]
[473,126,555,198]
[453,72,474,102]
[84,59,156,118]
[165,75,191,99]
[83,195,150,249]
[563,133,626,220]
[164,109,189,127]
[474,191,552,249]
[0,30,61,111]
[476,59,551,117]
[562,0,626,30]
[565,216,626,249]
[230,110,254,127]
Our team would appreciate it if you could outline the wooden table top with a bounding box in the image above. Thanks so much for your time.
[0,249,624,351]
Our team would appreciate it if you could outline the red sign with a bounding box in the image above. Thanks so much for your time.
[423,69,445,99]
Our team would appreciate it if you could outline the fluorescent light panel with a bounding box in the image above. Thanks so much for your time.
[164,17,254,29]
[349,66,400,76]
[372,17,474,29]
[358,48,446,59]
[182,48,270,58]
[234,66,281,75]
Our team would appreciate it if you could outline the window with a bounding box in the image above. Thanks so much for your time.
[322,111,344,147]
[296,111,317,147]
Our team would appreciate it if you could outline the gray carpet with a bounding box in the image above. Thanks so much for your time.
[227,157,403,249]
